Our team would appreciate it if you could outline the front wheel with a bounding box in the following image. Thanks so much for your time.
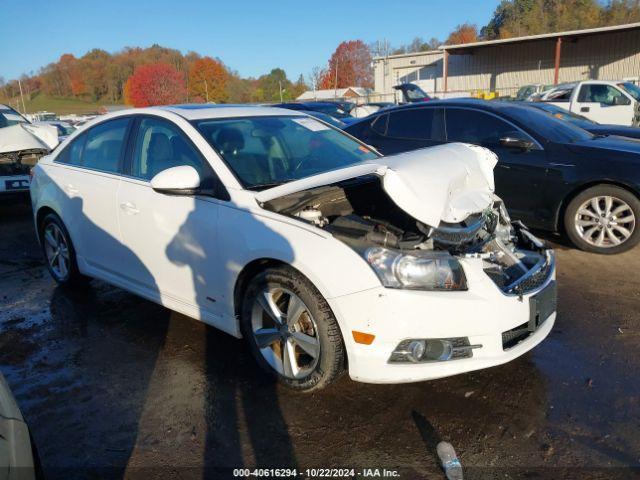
[564,185,639,254]
[240,266,345,392]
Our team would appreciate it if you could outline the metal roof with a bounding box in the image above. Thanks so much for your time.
[441,22,640,52]
[372,49,442,61]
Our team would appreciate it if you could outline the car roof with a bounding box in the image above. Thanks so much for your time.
[344,98,546,128]
[381,98,536,114]
[145,104,307,121]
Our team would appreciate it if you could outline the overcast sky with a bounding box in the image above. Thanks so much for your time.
[1,0,500,81]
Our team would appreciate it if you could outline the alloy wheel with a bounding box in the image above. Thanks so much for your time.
[574,195,636,248]
[43,223,71,280]
[250,287,320,379]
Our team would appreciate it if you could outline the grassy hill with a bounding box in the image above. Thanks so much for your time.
[1,93,114,115]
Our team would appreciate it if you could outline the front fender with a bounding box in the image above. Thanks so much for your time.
[217,205,381,320]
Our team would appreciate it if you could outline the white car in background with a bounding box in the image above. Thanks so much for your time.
[539,80,640,126]
[30,105,556,391]
[1,104,58,195]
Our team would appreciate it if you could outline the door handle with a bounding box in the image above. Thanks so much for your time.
[120,202,140,215]
[581,107,590,112]
[65,184,79,195]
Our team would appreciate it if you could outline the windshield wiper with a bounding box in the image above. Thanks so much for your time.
[246,181,286,191]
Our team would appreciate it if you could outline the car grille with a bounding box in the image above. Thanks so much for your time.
[509,258,554,295]
[487,250,555,296]
[502,321,531,350]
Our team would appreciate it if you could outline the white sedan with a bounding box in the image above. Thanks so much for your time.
[30,105,556,391]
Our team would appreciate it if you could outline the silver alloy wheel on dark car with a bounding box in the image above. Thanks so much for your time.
[250,287,321,380]
[43,222,71,281]
[574,195,636,248]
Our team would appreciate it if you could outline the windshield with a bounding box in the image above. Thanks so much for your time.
[516,86,536,101]
[57,124,76,135]
[405,84,429,100]
[507,105,594,143]
[194,115,379,189]
[533,103,596,125]
[618,82,640,101]
[306,111,346,129]
[310,104,352,118]
[0,106,29,128]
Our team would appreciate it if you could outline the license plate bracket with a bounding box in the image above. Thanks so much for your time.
[528,280,557,332]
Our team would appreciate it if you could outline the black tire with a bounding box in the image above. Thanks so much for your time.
[564,185,640,254]
[240,265,345,392]
[39,212,89,285]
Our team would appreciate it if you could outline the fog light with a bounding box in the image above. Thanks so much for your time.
[424,339,453,361]
[388,337,480,363]
[407,340,426,362]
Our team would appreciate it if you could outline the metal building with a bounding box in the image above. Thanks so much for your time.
[373,22,640,100]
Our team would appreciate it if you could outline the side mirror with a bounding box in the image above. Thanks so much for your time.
[612,95,629,106]
[151,165,201,195]
[500,135,535,151]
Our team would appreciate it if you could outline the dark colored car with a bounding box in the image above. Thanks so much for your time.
[345,99,640,254]
[528,102,640,139]
[271,101,354,119]
[393,83,432,103]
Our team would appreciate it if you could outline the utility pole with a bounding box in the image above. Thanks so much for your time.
[334,57,339,99]
[204,79,209,103]
[18,79,26,114]
[279,80,284,102]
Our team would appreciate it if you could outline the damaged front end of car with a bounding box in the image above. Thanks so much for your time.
[257,143,554,297]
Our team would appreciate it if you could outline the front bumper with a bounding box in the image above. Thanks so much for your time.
[328,252,556,384]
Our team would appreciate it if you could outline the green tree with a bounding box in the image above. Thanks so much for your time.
[257,68,293,102]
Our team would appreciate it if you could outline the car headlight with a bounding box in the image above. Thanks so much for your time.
[364,247,467,291]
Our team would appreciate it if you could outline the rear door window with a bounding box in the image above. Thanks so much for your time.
[386,108,444,140]
[81,118,130,173]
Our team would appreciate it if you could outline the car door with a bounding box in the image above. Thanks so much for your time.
[116,115,225,320]
[50,117,131,275]
[444,107,548,226]
[572,84,634,125]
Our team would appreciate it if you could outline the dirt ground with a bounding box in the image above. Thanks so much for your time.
[1,197,639,480]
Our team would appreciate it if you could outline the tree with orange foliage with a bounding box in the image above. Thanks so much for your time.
[319,40,373,90]
[124,63,186,107]
[188,56,229,103]
[446,23,479,45]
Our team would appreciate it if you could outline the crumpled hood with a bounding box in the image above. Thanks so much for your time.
[255,142,498,227]
[0,123,59,153]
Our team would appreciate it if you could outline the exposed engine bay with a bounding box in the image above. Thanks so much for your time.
[0,148,46,176]
[263,176,554,295]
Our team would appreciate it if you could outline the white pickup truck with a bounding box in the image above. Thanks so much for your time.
[538,80,640,126]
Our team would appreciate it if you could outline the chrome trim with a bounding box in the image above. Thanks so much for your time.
[503,250,555,296]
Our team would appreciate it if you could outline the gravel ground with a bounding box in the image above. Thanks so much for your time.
[1,197,639,480]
